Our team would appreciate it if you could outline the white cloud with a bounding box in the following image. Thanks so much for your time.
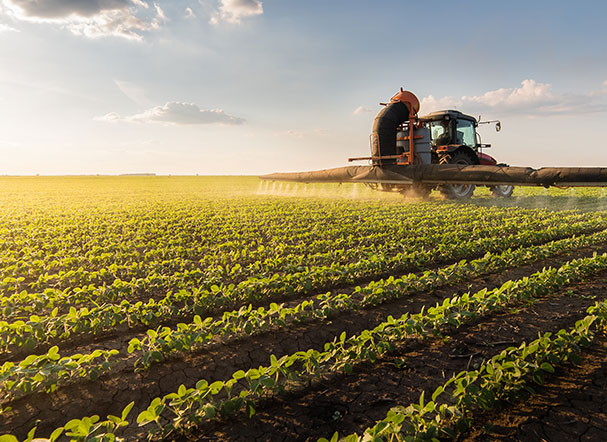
[353,106,372,115]
[211,0,263,24]
[97,101,245,125]
[420,80,607,116]
[1,0,165,40]
[185,7,195,18]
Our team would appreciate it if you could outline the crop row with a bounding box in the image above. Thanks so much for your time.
[0,346,117,403]
[2,218,604,353]
[133,253,607,439]
[0,202,506,291]
[1,209,593,320]
[3,228,607,404]
[8,252,607,441]
[129,228,607,371]
[327,301,607,441]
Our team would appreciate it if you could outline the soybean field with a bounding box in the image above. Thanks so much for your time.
[1,176,607,442]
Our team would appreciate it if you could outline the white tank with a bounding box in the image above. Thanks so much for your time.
[396,127,432,164]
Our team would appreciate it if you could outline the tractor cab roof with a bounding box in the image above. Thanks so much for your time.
[419,110,477,125]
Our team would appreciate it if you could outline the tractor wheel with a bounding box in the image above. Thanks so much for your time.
[490,185,514,198]
[439,151,476,199]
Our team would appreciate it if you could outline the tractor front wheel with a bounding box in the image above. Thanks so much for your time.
[439,151,476,199]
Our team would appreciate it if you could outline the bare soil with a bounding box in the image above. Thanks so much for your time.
[463,336,607,442]
[183,273,607,442]
[3,243,607,440]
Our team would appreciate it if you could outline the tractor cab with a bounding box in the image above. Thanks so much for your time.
[416,110,511,198]
[420,110,478,150]
[419,110,500,166]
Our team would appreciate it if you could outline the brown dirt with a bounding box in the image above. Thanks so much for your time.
[2,244,607,440]
[462,336,607,442]
[181,275,607,442]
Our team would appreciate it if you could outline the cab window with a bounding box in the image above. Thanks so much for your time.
[455,119,476,147]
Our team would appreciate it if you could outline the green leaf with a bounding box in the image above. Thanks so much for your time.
[49,427,64,442]
[233,370,246,380]
[136,410,154,425]
[244,321,253,334]
[204,404,216,418]
[122,401,135,420]
[431,386,444,402]
[209,380,224,394]
[540,362,555,373]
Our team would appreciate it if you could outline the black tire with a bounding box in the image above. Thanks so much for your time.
[439,150,476,199]
[490,185,514,198]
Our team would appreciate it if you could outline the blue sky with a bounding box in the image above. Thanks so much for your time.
[0,0,606,174]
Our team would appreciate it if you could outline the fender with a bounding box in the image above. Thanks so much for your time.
[434,144,480,164]
[478,152,498,166]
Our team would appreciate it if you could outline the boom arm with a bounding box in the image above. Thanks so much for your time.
[260,164,607,188]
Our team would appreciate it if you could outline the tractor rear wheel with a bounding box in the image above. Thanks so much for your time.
[439,150,476,199]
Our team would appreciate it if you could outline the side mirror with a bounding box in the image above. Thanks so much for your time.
[496,121,501,132]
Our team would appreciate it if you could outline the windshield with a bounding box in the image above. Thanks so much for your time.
[455,119,476,148]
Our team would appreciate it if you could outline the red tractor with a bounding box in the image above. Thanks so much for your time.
[356,89,514,199]
[262,89,607,192]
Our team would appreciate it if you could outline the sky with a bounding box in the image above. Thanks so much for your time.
[0,0,606,175]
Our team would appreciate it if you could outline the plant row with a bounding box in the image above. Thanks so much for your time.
[128,228,607,371]
[0,201,503,298]
[1,210,600,320]
[4,229,607,404]
[8,251,607,441]
[1,219,602,353]
[0,346,117,404]
[324,300,607,441]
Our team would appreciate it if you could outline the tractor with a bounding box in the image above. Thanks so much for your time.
[361,90,513,199]
[261,89,607,193]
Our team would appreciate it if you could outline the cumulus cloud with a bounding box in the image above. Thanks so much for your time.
[210,0,263,24]
[97,101,245,125]
[353,106,373,115]
[1,0,165,40]
[420,80,607,116]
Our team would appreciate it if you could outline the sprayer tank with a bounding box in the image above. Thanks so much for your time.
[396,127,432,164]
